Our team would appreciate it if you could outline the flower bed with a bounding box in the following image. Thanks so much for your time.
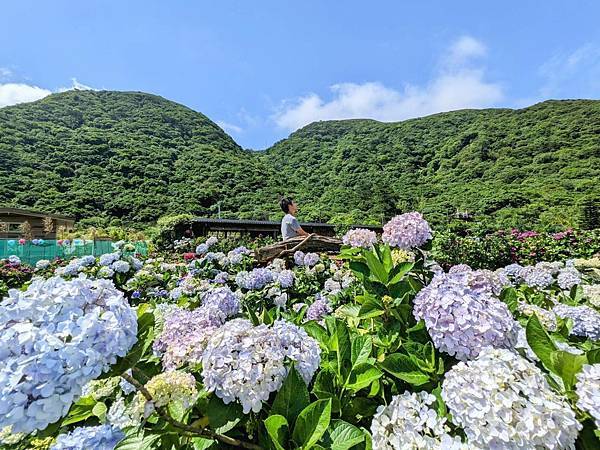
[0,212,599,449]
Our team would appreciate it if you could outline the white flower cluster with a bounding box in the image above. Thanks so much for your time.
[370,391,468,449]
[0,276,137,434]
[413,271,518,360]
[583,284,600,309]
[517,302,557,331]
[201,318,320,413]
[553,303,600,340]
[576,363,600,428]
[342,228,378,249]
[442,347,581,449]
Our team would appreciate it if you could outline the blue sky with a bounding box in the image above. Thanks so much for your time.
[1,1,599,149]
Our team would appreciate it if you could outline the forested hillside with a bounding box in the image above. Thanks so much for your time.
[1,91,598,229]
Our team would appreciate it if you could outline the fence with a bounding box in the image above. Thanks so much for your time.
[0,239,148,266]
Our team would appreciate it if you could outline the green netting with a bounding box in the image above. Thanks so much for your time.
[0,239,148,266]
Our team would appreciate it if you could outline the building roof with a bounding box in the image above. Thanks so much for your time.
[0,207,76,221]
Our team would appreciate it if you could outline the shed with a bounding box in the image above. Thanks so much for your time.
[0,207,76,239]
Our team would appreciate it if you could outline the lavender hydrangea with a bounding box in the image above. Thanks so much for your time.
[111,260,131,273]
[277,269,294,289]
[342,228,377,249]
[293,251,320,267]
[442,347,581,449]
[206,236,218,247]
[213,271,229,284]
[50,425,124,450]
[306,294,333,323]
[235,268,274,290]
[7,255,20,265]
[520,266,554,289]
[413,271,519,361]
[553,304,600,340]
[201,286,240,322]
[201,319,320,413]
[381,212,432,250]
[557,268,581,290]
[371,391,468,449]
[0,276,137,433]
[195,243,209,255]
[35,259,51,270]
[576,363,600,428]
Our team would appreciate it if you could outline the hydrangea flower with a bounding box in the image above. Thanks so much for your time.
[195,243,209,255]
[553,304,600,340]
[200,286,240,322]
[413,271,518,361]
[50,425,124,450]
[294,250,306,266]
[576,363,600,428]
[342,228,377,249]
[99,252,120,267]
[201,319,320,413]
[442,347,581,449]
[371,391,468,449]
[79,255,96,267]
[35,259,50,270]
[131,371,198,420]
[584,284,600,309]
[293,251,320,267]
[277,269,294,289]
[97,266,114,278]
[235,268,274,290]
[206,236,218,247]
[306,294,333,323]
[213,271,229,284]
[0,276,137,433]
[381,212,432,250]
[520,266,554,289]
[273,293,288,308]
[517,302,557,331]
[111,260,130,273]
[557,268,581,290]
[7,255,20,265]
[448,264,472,273]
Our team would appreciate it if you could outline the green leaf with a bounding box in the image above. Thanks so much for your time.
[61,396,96,426]
[526,314,558,371]
[379,353,430,386]
[92,401,107,421]
[357,297,385,319]
[364,251,388,284]
[206,396,243,433]
[349,261,369,281]
[549,350,588,390]
[324,420,365,450]
[292,399,332,449]
[303,321,329,348]
[327,319,351,378]
[271,366,310,423]
[264,415,289,450]
[587,348,600,364]
[344,363,383,392]
[114,429,160,450]
[381,245,393,272]
[387,262,414,286]
[351,335,372,367]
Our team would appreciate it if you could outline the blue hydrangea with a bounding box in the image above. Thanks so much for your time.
[7,255,21,265]
[520,266,554,289]
[293,251,320,267]
[196,243,209,255]
[557,268,581,290]
[553,304,600,340]
[213,271,229,284]
[235,268,274,290]
[79,255,96,267]
[306,294,333,323]
[0,276,137,433]
[201,286,240,322]
[111,260,131,273]
[50,425,124,450]
[99,252,120,267]
[277,270,294,289]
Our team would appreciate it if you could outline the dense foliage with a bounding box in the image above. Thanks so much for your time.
[1,214,600,449]
[1,91,599,230]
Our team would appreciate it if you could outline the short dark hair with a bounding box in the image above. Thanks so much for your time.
[280,197,294,213]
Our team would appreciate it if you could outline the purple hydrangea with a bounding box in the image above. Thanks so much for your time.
[235,268,274,290]
[306,294,333,323]
[448,264,472,273]
[342,228,378,249]
[277,270,295,289]
[303,252,320,267]
[50,425,124,450]
[381,212,432,250]
[294,251,306,266]
[413,271,519,361]
[557,268,581,290]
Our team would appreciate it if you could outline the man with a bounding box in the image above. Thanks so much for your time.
[280,197,309,240]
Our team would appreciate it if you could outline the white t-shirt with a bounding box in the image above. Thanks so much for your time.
[281,214,301,240]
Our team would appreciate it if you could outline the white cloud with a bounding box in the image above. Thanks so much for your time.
[216,120,243,133]
[273,36,503,130]
[0,83,52,108]
[538,43,600,98]
[0,67,12,79]
[0,77,98,108]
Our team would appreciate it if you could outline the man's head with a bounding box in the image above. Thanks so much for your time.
[280,197,298,215]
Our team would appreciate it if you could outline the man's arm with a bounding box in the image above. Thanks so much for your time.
[292,217,310,236]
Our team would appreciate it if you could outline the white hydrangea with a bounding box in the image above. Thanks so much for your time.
[442,347,581,449]
[583,284,600,309]
[576,363,600,428]
[201,319,320,413]
[517,302,557,331]
[0,276,137,433]
[370,391,469,449]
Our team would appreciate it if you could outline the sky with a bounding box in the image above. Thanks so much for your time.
[1,1,599,149]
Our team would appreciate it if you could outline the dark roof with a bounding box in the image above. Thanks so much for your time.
[0,207,76,221]
[190,217,382,230]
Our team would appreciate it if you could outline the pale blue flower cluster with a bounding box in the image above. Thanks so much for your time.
[99,252,120,267]
[294,251,320,267]
[201,286,240,322]
[306,294,332,323]
[381,212,432,250]
[202,318,320,413]
[195,243,209,254]
[557,268,581,290]
[111,260,131,273]
[50,425,124,450]
[213,271,229,284]
[35,259,51,270]
[0,276,137,433]
[342,228,378,249]
[277,269,295,289]
[413,270,518,361]
[553,304,600,340]
[7,255,21,265]
[235,268,274,290]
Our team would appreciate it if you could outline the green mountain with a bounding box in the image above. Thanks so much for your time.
[1,91,599,229]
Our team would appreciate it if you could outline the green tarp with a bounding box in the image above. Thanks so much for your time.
[0,239,148,266]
